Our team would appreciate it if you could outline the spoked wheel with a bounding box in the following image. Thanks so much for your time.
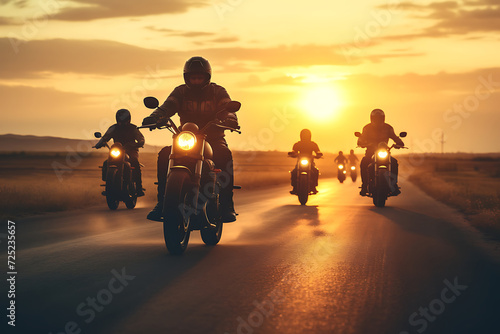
[105,169,119,210]
[163,170,192,255]
[298,173,309,205]
[200,183,223,246]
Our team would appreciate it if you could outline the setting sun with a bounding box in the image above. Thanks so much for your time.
[299,85,343,121]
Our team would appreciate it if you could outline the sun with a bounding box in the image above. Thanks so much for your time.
[299,85,343,121]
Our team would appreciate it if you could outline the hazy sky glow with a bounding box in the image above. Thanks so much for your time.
[1,0,499,153]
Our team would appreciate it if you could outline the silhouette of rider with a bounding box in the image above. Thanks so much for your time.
[95,109,145,196]
[348,149,359,167]
[142,56,239,222]
[334,151,348,166]
[357,109,404,196]
[289,129,322,194]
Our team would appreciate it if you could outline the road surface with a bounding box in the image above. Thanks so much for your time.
[3,178,500,334]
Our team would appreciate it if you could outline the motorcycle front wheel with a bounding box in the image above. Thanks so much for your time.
[298,173,309,205]
[373,172,388,208]
[163,170,192,255]
[105,169,119,210]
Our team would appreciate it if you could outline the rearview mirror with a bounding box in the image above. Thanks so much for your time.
[399,132,407,138]
[144,96,159,109]
[354,132,361,137]
[225,101,241,113]
[94,132,102,138]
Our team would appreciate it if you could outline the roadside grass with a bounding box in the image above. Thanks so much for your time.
[0,151,339,219]
[402,154,500,239]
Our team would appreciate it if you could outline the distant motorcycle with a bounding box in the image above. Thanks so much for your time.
[139,96,241,255]
[355,131,407,207]
[288,152,322,205]
[337,163,347,183]
[93,134,138,210]
[350,165,357,182]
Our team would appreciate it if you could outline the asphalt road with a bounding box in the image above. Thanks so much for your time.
[3,178,500,334]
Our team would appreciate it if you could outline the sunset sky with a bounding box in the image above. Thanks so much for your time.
[1,0,499,153]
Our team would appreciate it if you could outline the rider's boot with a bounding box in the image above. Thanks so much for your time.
[359,183,368,196]
[220,192,237,223]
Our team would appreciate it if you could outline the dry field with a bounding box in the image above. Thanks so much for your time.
[0,151,339,219]
[400,153,500,239]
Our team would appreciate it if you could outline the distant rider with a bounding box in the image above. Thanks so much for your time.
[142,56,239,222]
[95,109,145,196]
[348,149,359,168]
[289,129,322,194]
[334,151,348,166]
[357,109,404,196]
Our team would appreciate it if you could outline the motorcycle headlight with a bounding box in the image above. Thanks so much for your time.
[343,170,347,174]
[377,150,388,159]
[300,159,309,166]
[110,149,121,158]
[338,164,344,169]
[351,166,356,170]
[177,132,196,151]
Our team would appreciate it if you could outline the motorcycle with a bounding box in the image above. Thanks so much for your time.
[337,163,347,183]
[288,152,322,205]
[350,164,357,182]
[93,134,139,210]
[139,96,241,255]
[355,131,407,207]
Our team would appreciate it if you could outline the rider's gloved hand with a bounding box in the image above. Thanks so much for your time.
[220,113,239,129]
[142,116,157,126]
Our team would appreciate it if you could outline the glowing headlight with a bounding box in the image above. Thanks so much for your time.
[300,159,309,166]
[377,150,388,159]
[351,166,356,170]
[177,132,196,151]
[343,170,347,174]
[338,164,344,169]
[110,149,121,158]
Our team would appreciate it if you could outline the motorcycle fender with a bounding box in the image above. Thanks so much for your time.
[169,166,193,178]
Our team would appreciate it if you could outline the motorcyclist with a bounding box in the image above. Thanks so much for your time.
[95,109,145,196]
[348,149,359,168]
[357,109,404,196]
[334,151,348,166]
[142,56,239,223]
[289,129,322,194]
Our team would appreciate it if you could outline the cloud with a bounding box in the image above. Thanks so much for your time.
[51,0,209,21]
[0,38,184,78]
[145,26,215,38]
[382,0,500,39]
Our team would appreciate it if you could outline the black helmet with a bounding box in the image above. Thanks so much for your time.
[339,151,343,155]
[300,129,311,142]
[370,108,385,124]
[183,56,211,89]
[116,109,131,125]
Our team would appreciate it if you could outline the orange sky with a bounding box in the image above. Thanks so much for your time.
[1,0,499,153]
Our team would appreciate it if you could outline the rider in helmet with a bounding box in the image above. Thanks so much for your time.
[348,149,359,168]
[334,151,348,166]
[142,56,239,222]
[357,108,405,196]
[95,109,146,196]
[289,129,322,194]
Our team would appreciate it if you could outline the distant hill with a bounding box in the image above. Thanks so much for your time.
[0,134,161,153]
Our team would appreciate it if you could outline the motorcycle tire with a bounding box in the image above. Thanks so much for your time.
[373,171,388,208]
[123,165,137,209]
[162,170,192,255]
[298,174,309,205]
[105,169,119,210]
